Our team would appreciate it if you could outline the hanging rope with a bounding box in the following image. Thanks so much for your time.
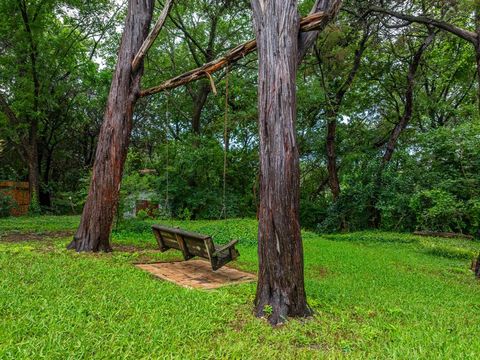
[164,92,171,220]
[220,65,229,220]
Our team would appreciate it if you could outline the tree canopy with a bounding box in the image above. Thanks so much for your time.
[0,0,479,238]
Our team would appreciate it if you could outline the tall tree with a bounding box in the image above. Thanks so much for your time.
[315,21,371,201]
[370,29,436,228]
[382,31,436,164]
[251,0,309,325]
[0,0,114,207]
[68,0,160,251]
[250,0,343,325]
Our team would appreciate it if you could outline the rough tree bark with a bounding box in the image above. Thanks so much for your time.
[68,0,156,252]
[251,0,311,325]
[67,0,339,253]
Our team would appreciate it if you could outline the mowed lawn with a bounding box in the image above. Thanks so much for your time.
[1,216,480,359]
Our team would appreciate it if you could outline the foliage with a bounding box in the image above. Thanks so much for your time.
[121,136,257,220]
[28,192,41,216]
[0,192,16,218]
[410,189,465,232]
[0,0,479,237]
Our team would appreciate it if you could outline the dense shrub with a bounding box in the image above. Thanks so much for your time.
[307,122,480,236]
[121,136,257,220]
[0,192,16,218]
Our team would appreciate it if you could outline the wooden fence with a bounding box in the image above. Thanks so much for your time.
[0,181,30,216]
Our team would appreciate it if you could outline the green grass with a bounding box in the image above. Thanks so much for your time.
[0,215,79,232]
[1,216,480,359]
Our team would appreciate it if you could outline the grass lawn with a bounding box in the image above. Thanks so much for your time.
[1,216,480,359]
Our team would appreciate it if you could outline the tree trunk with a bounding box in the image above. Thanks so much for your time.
[326,112,340,200]
[40,146,53,207]
[475,257,480,278]
[317,25,368,202]
[370,32,435,228]
[252,0,311,325]
[475,7,480,114]
[68,0,155,252]
[475,49,480,113]
[191,82,210,135]
[19,1,41,209]
[26,142,40,206]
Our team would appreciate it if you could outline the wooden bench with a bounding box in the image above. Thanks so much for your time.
[152,225,239,271]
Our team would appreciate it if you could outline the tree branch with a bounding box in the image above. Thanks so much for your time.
[370,5,477,44]
[169,13,206,64]
[141,11,332,97]
[383,31,436,163]
[132,0,174,72]
[298,0,343,63]
[0,93,19,126]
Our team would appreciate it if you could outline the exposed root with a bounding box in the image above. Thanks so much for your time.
[255,287,313,326]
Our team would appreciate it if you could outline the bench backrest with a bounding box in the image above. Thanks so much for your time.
[152,225,215,260]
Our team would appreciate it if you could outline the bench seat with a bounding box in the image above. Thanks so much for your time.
[152,225,239,271]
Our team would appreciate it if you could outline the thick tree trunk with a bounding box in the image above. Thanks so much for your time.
[252,0,311,325]
[68,0,155,252]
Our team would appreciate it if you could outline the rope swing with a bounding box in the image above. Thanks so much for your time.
[164,92,171,220]
[220,65,229,220]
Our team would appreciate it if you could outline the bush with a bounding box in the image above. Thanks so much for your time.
[28,191,41,215]
[136,209,149,220]
[126,136,257,220]
[410,189,465,232]
[0,192,16,217]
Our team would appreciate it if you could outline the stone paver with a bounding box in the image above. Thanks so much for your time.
[136,260,256,289]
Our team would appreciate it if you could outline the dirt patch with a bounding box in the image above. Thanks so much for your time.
[306,265,330,279]
[0,230,74,243]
